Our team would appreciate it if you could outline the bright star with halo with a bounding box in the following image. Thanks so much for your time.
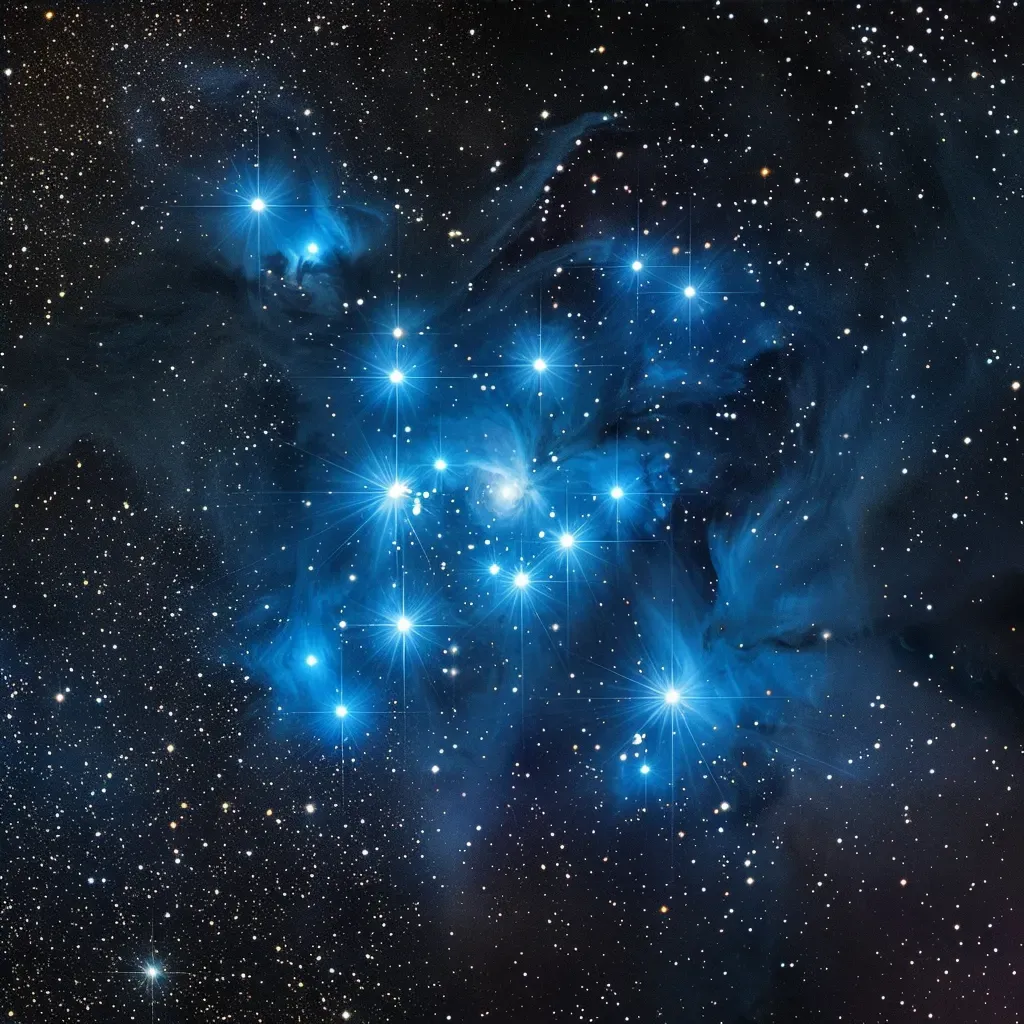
[389,368,405,384]
[632,260,643,272]
[392,326,404,339]
[610,485,624,500]
[664,687,681,705]
[559,532,575,549]
[532,357,548,372]
[433,458,448,472]
[250,197,266,213]
[683,285,696,298]
[304,654,318,667]
[513,571,530,589]
[396,616,412,634]
[335,704,348,718]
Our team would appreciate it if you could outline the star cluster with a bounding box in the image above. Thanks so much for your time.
[4,4,1024,1023]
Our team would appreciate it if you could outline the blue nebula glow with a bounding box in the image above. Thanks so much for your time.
[210,162,368,290]
[225,104,846,847]
[475,461,533,520]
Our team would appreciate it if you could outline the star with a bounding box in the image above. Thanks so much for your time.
[250,197,266,213]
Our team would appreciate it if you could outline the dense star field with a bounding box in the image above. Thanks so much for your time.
[4,3,1024,1021]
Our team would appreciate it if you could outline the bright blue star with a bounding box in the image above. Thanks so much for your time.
[250,197,266,213]
[683,285,696,298]
[610,485,625,500]
[632,260,644,272]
